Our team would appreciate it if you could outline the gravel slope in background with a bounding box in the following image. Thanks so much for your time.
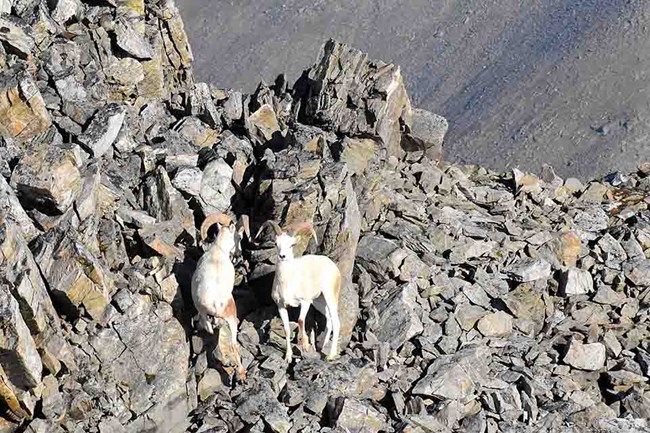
[178,0,650,179]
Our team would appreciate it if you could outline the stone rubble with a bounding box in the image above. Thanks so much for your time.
[0,1,649,433]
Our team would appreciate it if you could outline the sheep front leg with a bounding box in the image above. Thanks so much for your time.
[278,306,293,363]
[298,301,312,353]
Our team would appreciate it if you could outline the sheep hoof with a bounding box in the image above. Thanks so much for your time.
[326,353,339,362]
[284,353,293,364]
[237,368,247,382]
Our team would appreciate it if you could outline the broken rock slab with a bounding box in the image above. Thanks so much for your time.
[561,268,594,296]
[329,397,388,433]
[0,16,34,59]
[477,311,513,337]
[78,103,126,158]
[0,284,43,390]
[401,108,448,163]
[90,293,193,433]
[10,141,82,214]
[368,282,423,350]
[0,175,38,242]
[0,68,52,142]
[563,339,606,371]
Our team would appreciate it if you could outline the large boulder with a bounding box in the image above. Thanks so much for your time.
[295,39,412,158]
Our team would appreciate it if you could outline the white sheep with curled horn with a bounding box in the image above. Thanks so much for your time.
[256,219,342,363]
[191,212,250,381]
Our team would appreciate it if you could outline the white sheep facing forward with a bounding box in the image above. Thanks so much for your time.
[192,213,249,381]
[256,220,342,363]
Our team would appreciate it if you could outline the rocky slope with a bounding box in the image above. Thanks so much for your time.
[0,1,649,433]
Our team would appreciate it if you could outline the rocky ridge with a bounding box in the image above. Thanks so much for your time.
[0,1,649,433]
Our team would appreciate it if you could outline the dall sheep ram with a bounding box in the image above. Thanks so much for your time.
[256,220,342,363]
[191,213,249,381]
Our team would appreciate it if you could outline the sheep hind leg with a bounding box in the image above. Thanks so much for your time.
[321,304,332,351]
[323,296,340,361]
[224,298,246,381]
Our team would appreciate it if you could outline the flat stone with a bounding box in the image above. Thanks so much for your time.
[593,285,626,305]
[329,398,388,433]
[455,304,487,332]
[248,103,280,143]
[563,339,606,371]
[172,166,202,197]
[235,381,291,433]
[0,175,38,242]
[624,260,650,286]
[49,0,79,25]
[507,259,551,282]
[197,368,223,401]
[114,18,154,59]
[78,103,126,158]
[369,283,423,350]
[0,16,34,58]
[561,268,594,296]
[356,235,400,280]
[412,363,475,401]
[198,158,235,214]
[477,311,513,337]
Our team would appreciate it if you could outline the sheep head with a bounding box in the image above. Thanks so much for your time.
[200,213,237,253]
[255,220,317,262]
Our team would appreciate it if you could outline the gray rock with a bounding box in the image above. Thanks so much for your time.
[561,268,594,296]
[296,39,412,158]
[624,260,650,286]
[0,175,38,242]
[477,311,513,337]
[114,19,154,60]
[401,108,448,163]
[10,141,81,215]
[0,284,43,390]
[592,284,626,305]
[598,233,628,269]
[413,363,475,401]
[0,15,34,58]
[235,381,291,433]
[507,259,551,282]
[198,158,235,214]
[454,304,487,331]
[369,283,423,350]
[172,166,203,196]
[49,0,79,25]
[563,339,606,371]
[78,104,126,158]
[356,235,400,280]
[329,398,388,433]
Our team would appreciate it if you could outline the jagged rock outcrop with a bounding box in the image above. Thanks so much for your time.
[0,1,649,433]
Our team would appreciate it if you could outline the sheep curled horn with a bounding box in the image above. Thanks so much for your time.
[200,213,252,243]
[255,220,318,244]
